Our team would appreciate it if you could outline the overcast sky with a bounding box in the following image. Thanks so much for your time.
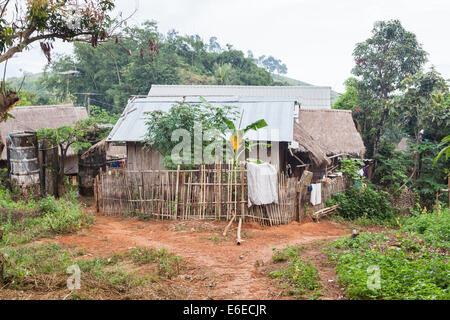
[4,0,450,92]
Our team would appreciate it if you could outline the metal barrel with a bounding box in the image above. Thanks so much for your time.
[6,131,40,198]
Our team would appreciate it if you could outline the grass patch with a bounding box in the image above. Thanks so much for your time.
[401,209,450,250]
[324,223,449,300]
[269,246,321,298]
[0,193,93,246]
[1,243,187,297]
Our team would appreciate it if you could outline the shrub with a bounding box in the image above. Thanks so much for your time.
[326,229,450,300]
[335,247,449,300]
[327,185,394,222]
[1,195,93,246]
[269,246,321,298]
[402,208,450,249]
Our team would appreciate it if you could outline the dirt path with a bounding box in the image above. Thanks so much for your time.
[43,215,349,299]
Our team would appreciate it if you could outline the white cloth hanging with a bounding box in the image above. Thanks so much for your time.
[247,162,278,207]
[310,183,322,206]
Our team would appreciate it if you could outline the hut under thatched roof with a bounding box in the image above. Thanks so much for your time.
[0,104,88,174]
[291,109,365,169]
[394,137,412,152]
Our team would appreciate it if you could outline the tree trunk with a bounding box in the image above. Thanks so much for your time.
[0,132,4,158]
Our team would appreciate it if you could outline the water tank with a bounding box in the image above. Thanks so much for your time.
[6,131,40,198]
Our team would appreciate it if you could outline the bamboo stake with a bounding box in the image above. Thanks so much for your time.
[236,217,242,245]
[240,164,245,220]
[175,165,180,219]
[223,211,236,237]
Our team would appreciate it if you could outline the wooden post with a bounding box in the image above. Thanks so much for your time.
[240,164,245,220]
[236,217,242,245]
[223,211,236,237]
[217,163,222,219]
[297,170,313,223]
[175,165,180,219]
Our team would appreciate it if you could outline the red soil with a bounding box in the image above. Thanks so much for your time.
[42,213,350,299]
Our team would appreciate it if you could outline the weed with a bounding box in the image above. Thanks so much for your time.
[269,246,321,298]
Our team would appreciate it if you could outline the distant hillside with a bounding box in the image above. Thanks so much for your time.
[6,72,55,105]
[7,72,44,93]
[272,74,312,86]
[273,74,341,104]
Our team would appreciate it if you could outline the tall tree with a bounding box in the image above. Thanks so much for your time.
[0,0,121,154]
[351,20,427,161]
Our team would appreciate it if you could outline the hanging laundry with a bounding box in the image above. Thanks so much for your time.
[247,162,278,207]
[310,183,322,206]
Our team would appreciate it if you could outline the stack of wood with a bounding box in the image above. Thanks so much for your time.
[311,204,340,222]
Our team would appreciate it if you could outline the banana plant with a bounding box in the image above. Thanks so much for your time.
[224,110,268,167]
[433,135,450,166]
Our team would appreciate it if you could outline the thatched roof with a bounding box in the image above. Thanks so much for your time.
[0,105,88,160]
[295,109,366,157]
[394,137,412,152]
[293,122,331,167]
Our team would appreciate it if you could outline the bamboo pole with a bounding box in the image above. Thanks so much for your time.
[223,211,236,237]
[240,164,245,220]
[236,217,242,245]
[174,165,180,219]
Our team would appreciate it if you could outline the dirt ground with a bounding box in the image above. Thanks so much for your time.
[37,208,350,300]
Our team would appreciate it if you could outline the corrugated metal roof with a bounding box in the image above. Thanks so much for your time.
[148,85,331,109]
[107,96,295,143]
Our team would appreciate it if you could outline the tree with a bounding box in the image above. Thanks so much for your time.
[395,68,450,142]
[42,22,279,112]
[144,100,239,169]
[351,20,427,161]
[0,0,121,154]
[37,118,106,196]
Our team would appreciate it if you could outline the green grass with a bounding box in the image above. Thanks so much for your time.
[324,224,449,300]
[1,243,185,293]
[0,192,94,246]
[129,247,184,279]
[269,246,321,298]
[401,209,450,249]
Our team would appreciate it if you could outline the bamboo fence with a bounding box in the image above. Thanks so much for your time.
[94,164,297,225]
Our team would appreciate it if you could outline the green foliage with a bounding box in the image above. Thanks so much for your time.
[271,246,305,263]
[374,139,449,207]
[402,208,450,249]
[326,228,449,300]
[434,135,450,166]
[130,247,183,279]
[41,21,282,112]
[0,190,93,246]
[374,144,413,191]
[327,185,394,222]
[394,69,450,142]
[336,249,449,300]
[89,105,121,125]
[269,247,321,298]
[1,243,74,287]
[339,158,364,182]
[144,100,238,169]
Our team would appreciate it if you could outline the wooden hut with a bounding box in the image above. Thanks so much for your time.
[289,109,366,181]
[0,104,88,175]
